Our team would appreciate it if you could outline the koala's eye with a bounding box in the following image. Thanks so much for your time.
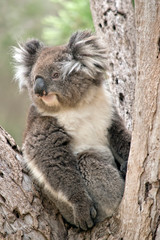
[52,72,59,79]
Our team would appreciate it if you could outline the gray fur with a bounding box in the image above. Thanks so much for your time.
[12,31,130,231]
[62,31,108,78]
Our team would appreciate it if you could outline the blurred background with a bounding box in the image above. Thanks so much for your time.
[0,0,94,146]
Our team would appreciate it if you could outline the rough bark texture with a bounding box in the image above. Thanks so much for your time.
[119,1,160,239]
[90,0,136,130]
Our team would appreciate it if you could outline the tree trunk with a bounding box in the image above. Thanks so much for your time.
[1,0,160,240]
[119,1,160,239]
[90,0,136,130]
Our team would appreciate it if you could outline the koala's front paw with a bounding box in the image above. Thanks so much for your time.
[73,198,97,231]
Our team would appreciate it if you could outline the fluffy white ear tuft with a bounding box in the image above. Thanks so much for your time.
[12,44,28,91]
[63,31,107,79]
[12,40,43,91]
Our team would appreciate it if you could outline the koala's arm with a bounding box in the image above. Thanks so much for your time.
[108,109,131,177]
[23,105,96,230]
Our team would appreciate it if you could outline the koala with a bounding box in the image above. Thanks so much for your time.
[12,31,131,231]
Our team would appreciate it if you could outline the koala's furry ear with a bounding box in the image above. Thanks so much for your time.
[63,31,107,78]
[12,40,44,91]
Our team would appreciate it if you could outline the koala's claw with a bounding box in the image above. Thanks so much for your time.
[91,206,97,219]
[74,204,97,231]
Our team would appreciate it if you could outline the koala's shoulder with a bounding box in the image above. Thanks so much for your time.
[24,105,57,138]
[24,105,71,146]
[27,104,39,122]
[27,105,55,123]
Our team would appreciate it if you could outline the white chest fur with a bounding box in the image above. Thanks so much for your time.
[51,85,113,154]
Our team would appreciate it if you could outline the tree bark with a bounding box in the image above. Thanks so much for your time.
[119,1,160,239]
[1,0,160,240]
[90,0,136,130]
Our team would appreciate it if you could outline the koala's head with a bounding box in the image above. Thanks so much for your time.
[13,31,107,113]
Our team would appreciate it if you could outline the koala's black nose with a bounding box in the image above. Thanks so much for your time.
[34,77,47,96]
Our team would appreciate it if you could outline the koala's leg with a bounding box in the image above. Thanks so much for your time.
[77,148,124,222]
[23,106,96,230]
[108,108,131,178]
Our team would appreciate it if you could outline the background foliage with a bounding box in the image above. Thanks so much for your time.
[0,0,93,145]
[43,0,94,45]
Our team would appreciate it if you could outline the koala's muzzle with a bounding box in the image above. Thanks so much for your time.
[34,77,48,96]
